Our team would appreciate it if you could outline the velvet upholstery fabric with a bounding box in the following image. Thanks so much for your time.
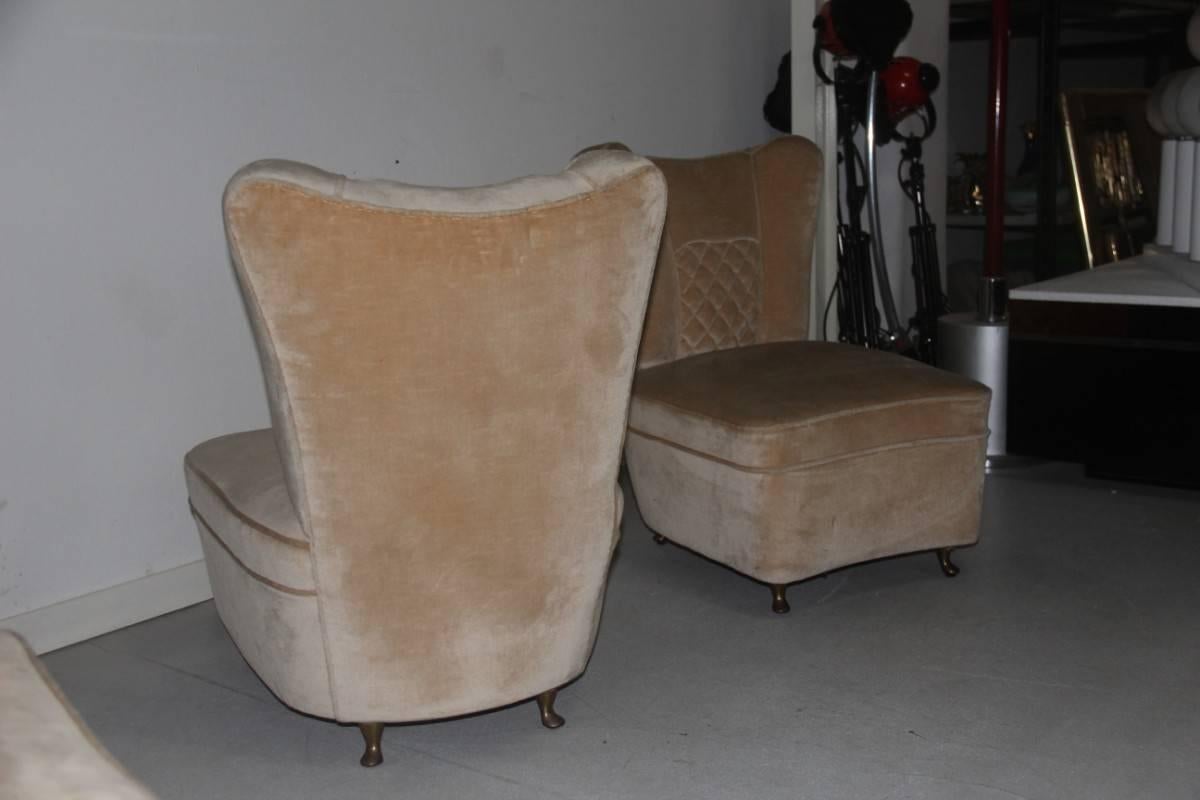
[186,430,312,591]
[616,137,991,589]
[186,152,666,725]
[630,342,989,470]
[637,137,822,367]
[0,631,158,799]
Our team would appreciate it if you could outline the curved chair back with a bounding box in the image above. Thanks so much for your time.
[635,137,822,367]
[221,153,665,719]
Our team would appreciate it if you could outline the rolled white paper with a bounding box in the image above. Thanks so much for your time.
[1179,68,1200,135]
[1149,74,1176,247]
[1159,139,1177,247]
[1189,6,1200,61]
[1148,75,1170,136]
[1191,148,1200,260]
[1163,71,1189,137]
[1175,140,1196,255]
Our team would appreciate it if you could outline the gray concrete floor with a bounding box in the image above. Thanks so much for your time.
[45,465,1200,799]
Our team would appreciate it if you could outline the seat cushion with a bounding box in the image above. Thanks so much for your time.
[184,429,314,592]
[628,341,991,470]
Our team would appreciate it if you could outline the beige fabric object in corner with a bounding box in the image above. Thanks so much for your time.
[0,630,159,799]
[184,152,666,759]
[613,136,992,611]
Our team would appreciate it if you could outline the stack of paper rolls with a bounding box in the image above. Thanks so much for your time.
[1159,71,1194,257]
[1148,74,1175,248]
[1149,11,1200,260]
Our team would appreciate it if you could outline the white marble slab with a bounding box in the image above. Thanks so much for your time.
[1010,250,1200,308]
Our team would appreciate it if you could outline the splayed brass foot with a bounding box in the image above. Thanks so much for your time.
[652,533,667,545]
[770,584,790,614]
[936,548,959,578]
[358,722,384,767]
[536,690,565,729]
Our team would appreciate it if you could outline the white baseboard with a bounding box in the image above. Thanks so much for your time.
[0,560,213,654]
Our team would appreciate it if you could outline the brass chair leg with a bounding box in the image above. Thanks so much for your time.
[536,690,565,729]
[770,584,790,614]
[936,548,960,578]
[652,533,667,545]
[358,722,384,768]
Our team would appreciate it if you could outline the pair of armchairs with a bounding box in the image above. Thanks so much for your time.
[184,138,990,767]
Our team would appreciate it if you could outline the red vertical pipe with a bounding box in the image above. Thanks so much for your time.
[983,0,1011,278]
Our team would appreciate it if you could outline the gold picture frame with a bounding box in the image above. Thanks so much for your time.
[1060,89,1159,268]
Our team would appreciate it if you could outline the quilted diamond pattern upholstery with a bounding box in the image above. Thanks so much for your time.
[675,237,763,356]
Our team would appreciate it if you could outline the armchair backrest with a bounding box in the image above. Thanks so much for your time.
[221,154,666,716]
[636,136,823,367]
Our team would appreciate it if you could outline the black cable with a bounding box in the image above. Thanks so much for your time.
[845,138,869,219]
[835,153,845,227]
[898,157,913,204]
[823,278,840,342]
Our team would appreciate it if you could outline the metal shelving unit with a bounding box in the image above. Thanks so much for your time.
[949,0,1194,279]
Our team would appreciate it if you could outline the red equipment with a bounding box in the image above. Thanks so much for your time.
[815,2,851,57]
[880,56,939,125]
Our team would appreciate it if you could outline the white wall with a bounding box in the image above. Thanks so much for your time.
[0,0,790,649]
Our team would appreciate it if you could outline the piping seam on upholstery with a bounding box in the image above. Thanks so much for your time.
[224,225,338,716]
[243,165,660,220]
[190,505,317,597]
[748,149,768,344]
[185,461,309,549]
[672,235,760,253]
[632,392,989,434]
[626,427,988,473]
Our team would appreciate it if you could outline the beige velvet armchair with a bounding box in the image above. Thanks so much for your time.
[610,137,992,613]
[0,631,158,799]
[184,154,666,766]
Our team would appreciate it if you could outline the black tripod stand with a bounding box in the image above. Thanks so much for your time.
[821,59,942,363]
[831,66,883,349]
[899,135,946,365]
[826,65,909,353]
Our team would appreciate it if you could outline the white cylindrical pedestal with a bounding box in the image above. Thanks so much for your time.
[1191,150,1200,260]
[1158,139,1177,246]
[1175,140,1196,254]
[939,313,1008,459]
